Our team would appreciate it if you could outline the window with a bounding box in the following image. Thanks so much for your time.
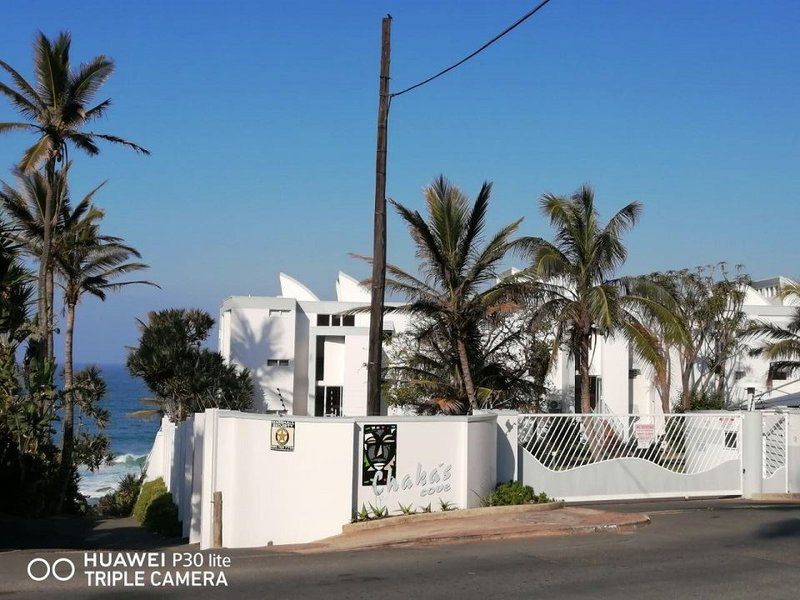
[317,314,356,327]
[269,309,290,317]
[267,359,290,367]
[771,365,788,381]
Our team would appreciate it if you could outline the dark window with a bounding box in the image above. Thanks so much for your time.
[315,386,325,417]
[343,315,355,327]
[317,314,330,326]
[315,337,325,381]
[331,315,341,326]
[771,366,788,381]
[325,386,342,416]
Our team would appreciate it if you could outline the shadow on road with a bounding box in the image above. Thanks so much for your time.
[756,518,800,539]
[0,514,184,551]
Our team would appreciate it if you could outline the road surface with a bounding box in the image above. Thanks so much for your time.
[2,499,799,599]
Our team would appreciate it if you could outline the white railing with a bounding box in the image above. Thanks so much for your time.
[762,412,787,479]
[518,413,741,475]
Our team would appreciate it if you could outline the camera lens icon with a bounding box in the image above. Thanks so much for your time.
[27,557,75,582]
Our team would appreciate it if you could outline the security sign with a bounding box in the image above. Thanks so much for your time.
[270,420,295,452]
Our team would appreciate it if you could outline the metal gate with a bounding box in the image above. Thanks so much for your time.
[518,413,743,502]
[762,411,788,493]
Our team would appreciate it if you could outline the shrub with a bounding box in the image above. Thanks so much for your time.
[133,477,167,522]
[142,492,181,537]
[132,477,181,537]
[482,481,551,506]
[98,473,143,517]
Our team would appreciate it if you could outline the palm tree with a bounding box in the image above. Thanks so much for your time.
[358,175,523,411]
[0,31,148,359]
[747,283,800,382]
[52,207,155,509]
[519,185,664,414]
[0,164,102,343]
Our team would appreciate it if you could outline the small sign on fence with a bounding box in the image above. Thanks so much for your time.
[270,420,295,452]
[634,422,656,449]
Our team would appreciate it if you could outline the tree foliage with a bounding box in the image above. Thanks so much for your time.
[127,309,253,422]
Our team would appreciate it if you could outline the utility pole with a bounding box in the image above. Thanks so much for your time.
[367,15,392,416]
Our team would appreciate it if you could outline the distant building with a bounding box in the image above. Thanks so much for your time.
[546,275,800,415]
[219,272,410,416]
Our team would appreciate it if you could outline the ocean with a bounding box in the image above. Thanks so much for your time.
[75,364,161,500]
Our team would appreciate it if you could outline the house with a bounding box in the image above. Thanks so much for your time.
[219,272,411,416]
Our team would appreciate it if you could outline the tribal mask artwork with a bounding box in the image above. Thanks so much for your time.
[362,424,397,486]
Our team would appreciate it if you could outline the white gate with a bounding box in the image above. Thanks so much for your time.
[518,413,743,502]
[762,411,788,493]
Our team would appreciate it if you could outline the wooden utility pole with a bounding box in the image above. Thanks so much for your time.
[367,15,392,416]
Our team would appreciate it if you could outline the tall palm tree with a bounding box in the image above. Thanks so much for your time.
[519,185,665,414]
[0,31,148,359]
[0,164,102,343]
[748,283,800,382]
[52,207,155,509]
[358,175,524,411]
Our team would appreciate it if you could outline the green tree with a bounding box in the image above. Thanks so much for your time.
[361,175,524,411]
[127,309,253,422]
[519,185,664,414]
[53,205,155,509]
[0,31,148,360]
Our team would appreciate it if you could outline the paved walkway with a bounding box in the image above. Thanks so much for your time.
[277,505,650,553]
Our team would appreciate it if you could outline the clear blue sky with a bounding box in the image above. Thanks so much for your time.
[2,1,798,363]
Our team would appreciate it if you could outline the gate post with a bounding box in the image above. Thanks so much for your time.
[742,411,763,499]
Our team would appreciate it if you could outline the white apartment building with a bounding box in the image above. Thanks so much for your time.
[220,272,798,417]
[219,272,411,416]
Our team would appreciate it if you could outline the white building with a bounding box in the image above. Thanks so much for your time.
[219,272,411,416]
[546,275,800,415]
[220,271,798,418]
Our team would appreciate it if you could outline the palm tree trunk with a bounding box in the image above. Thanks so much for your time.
[578,333,591,414]
[41,159,55,364]
[56,301,76,512]
[46,267,54,360]
[456,337,477,412]
[680,366,692,411]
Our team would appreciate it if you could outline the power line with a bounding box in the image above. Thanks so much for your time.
[390,0,555,99]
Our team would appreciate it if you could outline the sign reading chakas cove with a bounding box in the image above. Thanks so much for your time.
[270,421,295,452]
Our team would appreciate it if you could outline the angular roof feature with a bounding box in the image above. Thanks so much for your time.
[336,271,370,303]
[278,273,320,301]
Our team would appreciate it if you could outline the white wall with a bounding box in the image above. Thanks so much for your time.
[142,410,504,549]
[343,335,368,416]
[354,417,492,513]
[229,307,297,413]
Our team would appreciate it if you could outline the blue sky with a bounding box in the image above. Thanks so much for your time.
[1,0,798,363]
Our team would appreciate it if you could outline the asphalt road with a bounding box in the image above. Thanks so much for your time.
[3,499,800,599]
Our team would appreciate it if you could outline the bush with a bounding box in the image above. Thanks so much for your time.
[143,492,181,537]
[133,477,166,522]
[132,477,181,537]
[98,473,143,517]
[482,481,551,506]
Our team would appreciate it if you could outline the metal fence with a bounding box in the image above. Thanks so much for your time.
[762,412,787,480]
[518,413,741,475]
